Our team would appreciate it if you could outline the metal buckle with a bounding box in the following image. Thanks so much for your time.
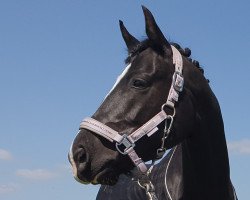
[173,72,184,92]
[116,134,135,155]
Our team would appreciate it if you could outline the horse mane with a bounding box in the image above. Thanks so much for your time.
[125,40,206,77]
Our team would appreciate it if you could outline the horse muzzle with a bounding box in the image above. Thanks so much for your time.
[68,143,92,184]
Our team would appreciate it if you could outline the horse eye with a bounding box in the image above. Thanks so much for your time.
[132,79,149,89]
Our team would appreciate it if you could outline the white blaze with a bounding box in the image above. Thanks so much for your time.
[104,63,132,100]
[69,142,78,178]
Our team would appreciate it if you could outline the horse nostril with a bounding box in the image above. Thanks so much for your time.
[74,146,89,164]
[78,149,86,163]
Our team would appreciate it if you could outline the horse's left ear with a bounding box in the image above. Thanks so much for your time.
[142,6,172,56]
[119,20,140,53]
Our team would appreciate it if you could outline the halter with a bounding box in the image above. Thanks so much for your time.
[79,45,183,199]
[80,45,183,171]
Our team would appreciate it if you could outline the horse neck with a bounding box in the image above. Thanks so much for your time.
[180,89,232,199]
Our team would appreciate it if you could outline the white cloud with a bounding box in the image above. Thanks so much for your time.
[228,139,250,155]
[16,169,58,180]
[0,149,12,160]
[0,184,17,194]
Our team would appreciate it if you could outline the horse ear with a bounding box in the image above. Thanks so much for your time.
[119,20,139,53]
[142,6,172,56]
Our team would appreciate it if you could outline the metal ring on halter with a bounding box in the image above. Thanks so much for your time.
[161,103,176,117]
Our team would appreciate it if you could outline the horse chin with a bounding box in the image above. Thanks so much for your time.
[75,168,120,185]
[92,168,119,185]
[74,176,91,185]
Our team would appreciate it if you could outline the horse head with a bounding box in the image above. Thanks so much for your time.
[69,6,207,186]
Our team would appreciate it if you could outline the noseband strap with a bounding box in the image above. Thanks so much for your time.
[80,117,123,143]
[79,45,183,174]
[80,110,168,172]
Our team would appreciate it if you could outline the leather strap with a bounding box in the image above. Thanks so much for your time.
[171,45,183,73]
[128,110,167,143]
[166,46,184,108]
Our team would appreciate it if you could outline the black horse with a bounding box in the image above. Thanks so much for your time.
[69,6,237,200]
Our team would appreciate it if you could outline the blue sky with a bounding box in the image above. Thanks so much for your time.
[0,0,249,199]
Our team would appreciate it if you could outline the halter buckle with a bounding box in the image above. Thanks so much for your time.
[173,72,184,92]
[116,134,135,155]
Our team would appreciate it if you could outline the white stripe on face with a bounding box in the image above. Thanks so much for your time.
[69,142,78,178]
[104,63,132,100]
